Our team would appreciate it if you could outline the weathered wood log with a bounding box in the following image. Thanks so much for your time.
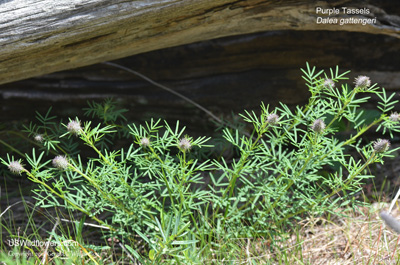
[1,30,399,130]
[1,0,399,85]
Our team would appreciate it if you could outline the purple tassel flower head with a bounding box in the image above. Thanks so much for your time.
[67,120,82,136]
[34,134,44,143]
[354,75,371,90]
[140,137,150,147]
[52,155,69,170]
[389,112,400,122]
[323,79,335,89]
[311,119,326,133]
[8,161,24,175]
[179,137,192,152]
[267,113,280,125]
[373,139,390,153]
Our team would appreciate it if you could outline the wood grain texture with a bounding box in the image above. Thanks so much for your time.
[1,30,399,131]
[0,0,399,85]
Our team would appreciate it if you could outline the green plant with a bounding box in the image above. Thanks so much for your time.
[1,63,399,263]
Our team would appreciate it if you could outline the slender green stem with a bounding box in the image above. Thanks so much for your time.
[0,140,25,157]
[269,152,314,211]
[275,152,376,227]
[148,145,176,208]
[80,130,138,197]
[70,163,134,216]
[24,169,113,231]
[326,88,358,129]
[238,115,382,213]
[320,116,382,162]
[217,118,269,220]
[178,151,188,212]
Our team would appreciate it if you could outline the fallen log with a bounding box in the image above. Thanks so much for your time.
[0,0,399,85]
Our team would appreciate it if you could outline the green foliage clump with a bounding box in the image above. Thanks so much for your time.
[2,64,400,263]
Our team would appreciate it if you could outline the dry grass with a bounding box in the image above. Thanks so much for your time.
[241,203,400,265]
[4,196,400,264]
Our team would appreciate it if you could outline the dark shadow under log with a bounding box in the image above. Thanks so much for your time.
[1,30,399,133]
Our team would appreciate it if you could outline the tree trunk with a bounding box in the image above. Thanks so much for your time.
[0,0,399,85]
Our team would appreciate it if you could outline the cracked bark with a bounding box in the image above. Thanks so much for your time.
[0,0,399,85]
